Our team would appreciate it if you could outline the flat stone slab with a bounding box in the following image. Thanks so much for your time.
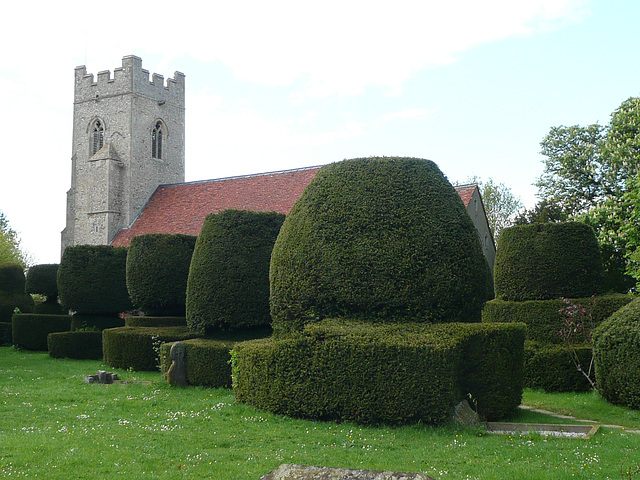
[485,422,599,439]
[259,464,434,480]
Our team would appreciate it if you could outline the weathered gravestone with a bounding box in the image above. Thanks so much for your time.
[167,341,188,386]
[259,464,434,480]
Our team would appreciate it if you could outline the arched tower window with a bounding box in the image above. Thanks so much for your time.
[152,121,163,159]
[91,120,105,156]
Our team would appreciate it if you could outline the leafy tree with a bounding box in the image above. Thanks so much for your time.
[0,211,29,267]
[458,177,522,240]
[514,199,568,225]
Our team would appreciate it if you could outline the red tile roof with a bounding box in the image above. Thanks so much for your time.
[111,166,477,246]
[455,184,477,207]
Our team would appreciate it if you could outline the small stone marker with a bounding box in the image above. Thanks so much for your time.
[259,464,434,480]
[167,341,187,386]
[453,399,481,427]
[85,370,118,384]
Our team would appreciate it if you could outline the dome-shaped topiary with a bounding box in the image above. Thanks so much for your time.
[126,234,197,316]
[494,222,604,301]
[186,209,285,333]
[58,245,132,315]
[593,298,640,409]
[26,264,59,297]
[269,157,491,333]
[0,263,26,294]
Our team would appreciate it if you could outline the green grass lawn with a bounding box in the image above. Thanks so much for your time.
[2,346,640,479]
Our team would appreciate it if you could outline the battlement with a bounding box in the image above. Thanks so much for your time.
[74,55,185,104]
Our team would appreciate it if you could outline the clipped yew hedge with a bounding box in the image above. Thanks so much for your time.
[12,314,72,350]
[494,222,604,301]
[0,322,11,345]
[70,314,125,332]
[26,264,64,314]
[126,234,197,316]
[58,245,131,315]
[269,157,491,333]
[524,341,593,392]
[102,326,201,371]
[161,338,235,388]
[482,294,632,344]
[594,298,640,409]
[0,263,26,294]
[0,264,34,322]
[48,331,103,359]
[187,210,285,333]
[233,320,524,425]
[125,316,187,327]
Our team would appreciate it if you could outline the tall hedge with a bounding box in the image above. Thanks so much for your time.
[494,222,604,301]
[26,264,63,314]
[594,298,640,409]
[186,210,285,333]
[126,234,197,316]
[0,264,34,322]
[0,263,26,294]
[269,157,491,333]
[58,245,131,315]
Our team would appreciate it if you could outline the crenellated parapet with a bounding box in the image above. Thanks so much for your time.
[74,55,185,105]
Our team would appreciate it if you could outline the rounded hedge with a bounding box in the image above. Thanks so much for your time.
[0,263,26,294]
[0,322,11,345]
[12,314,72,350]
[48,331,103,359]
[594,298,640,409]
[494,222,604,301]
[126,234,197,316]
[125,316,187,327]
[269,157,491,333]
[58,245,132,315]
[0,291,34,322]
[523,341,593,392]
[25,264,59,297]
[70,313,125,331]
[186,210,285,333]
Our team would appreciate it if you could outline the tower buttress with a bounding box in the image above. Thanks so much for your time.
[61,56,185,256]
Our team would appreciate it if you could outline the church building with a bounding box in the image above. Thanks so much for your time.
[62,56,496,270]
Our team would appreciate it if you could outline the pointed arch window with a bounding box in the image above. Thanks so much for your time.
[152,121,163,159]
[91,120,104,156]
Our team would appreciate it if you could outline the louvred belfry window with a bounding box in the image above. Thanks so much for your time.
[92,120,104,155]
[152,122,163,159]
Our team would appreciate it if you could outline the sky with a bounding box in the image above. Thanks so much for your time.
[1,0,640,265]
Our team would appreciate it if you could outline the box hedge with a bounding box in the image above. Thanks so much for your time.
[269,157,492,334]
[0,263,26,294]
[102,326,201,371]
[0,291,34,322]
[233,320,524,425]
[47,331,103,359]
[70,314,125,331]
[125,316,187,327]
[26,264,64,314]
[482,294,632,344]
[494,222,604,301]
[126,234,197,316]
[58,245,132,315]
[12,314,72,350]
[524,341,593,392]
[0,322,11,345]
[594,298,640,409]
[186,210,285,334]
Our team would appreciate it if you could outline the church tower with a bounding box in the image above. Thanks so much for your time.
[61,55,185,255]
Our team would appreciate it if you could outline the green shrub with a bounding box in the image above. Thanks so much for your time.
[161,338,235,388]
[270,157,491,333]
[34,300,64,315]
[523,341,593,392]
[0,263,26,294]
[70,314,125,331]
[594,298,640,409]
[0,291,34,322]
[11,314,72,350]
[0,322,11,345]
[25,264,59,298]
[494,222,604,301]
[47,331,103,359]
[102,326,201,371]
[125,316,187,327]
[233,320,524,425]
[58,245,132,315]
[126,234,197,316]
[187,210,285,333]
[482,294,633,343]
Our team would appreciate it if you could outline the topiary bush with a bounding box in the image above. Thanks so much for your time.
[0,263,26,294]
[102,326,201,371]
[594,298,640,409]
[233,320,524,425]
[126,234,197,316]
[26,264,63,314]
[161,338,235,388]
[482,294,632,344]
[494,222,604,301]
[187,210,285,333]
[70,314,125,332]
[58,245,132,315]
[12,314,72,350]
[269,157,491,334]
[0,291,34,322]
[0,322,11,345]
[523,341,593,392]
[47,331,103,359]
[125,316,187,327]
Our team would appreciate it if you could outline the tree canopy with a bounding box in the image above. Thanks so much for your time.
[0,211,29,267]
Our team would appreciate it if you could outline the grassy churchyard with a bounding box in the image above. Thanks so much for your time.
[2,347,640,480]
